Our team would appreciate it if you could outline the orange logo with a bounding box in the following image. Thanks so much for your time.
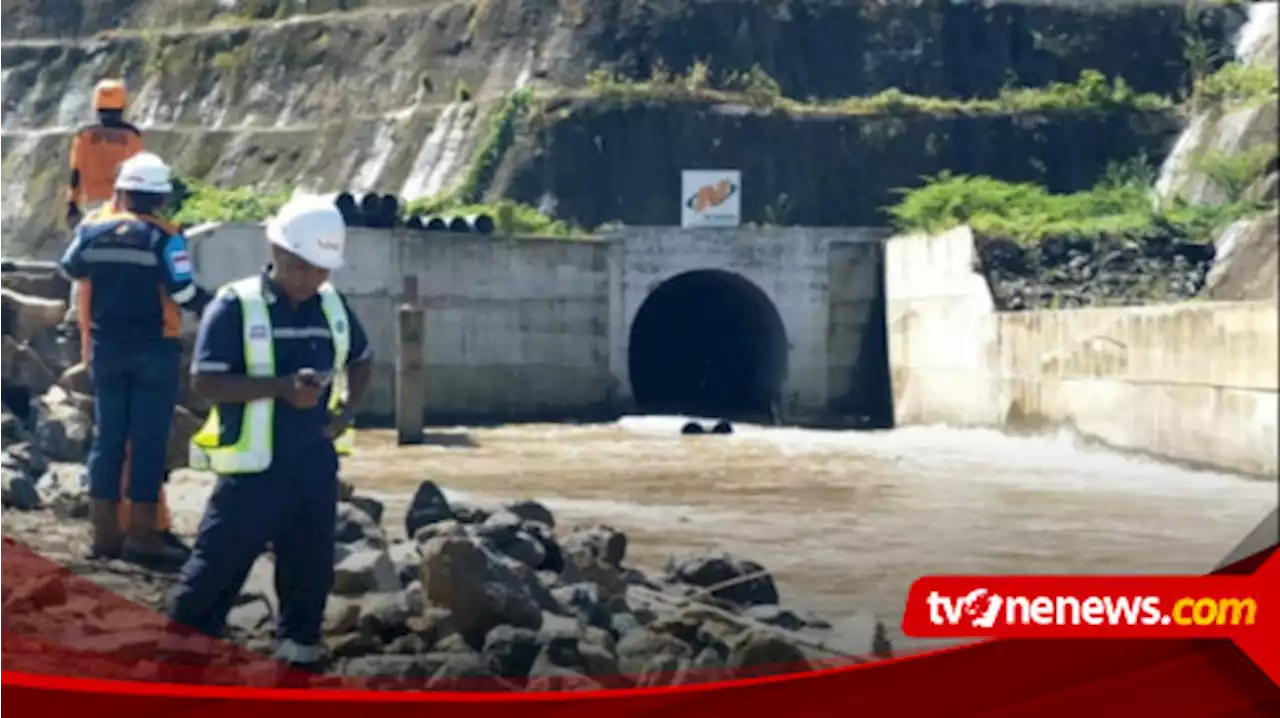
[686,179,738,213]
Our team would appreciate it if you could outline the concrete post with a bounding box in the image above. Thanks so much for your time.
[395,276,425,445]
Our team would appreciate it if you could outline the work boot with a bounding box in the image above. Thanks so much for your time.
[85,499,123,560]
[121,502,190,574]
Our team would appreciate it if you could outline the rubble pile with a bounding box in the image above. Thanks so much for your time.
[1,271,205,512]
[3,477,886,688]
[290,483,874,687]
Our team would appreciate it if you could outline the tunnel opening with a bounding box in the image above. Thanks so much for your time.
[628,270,788,421]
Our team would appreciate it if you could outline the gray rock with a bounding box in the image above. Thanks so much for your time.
[450,503,490,524]
[665,552,779,607]
[615,629,692,678]
[1,407,27,444]
[33,386,91,462]
[634,654,695,688]
[227,593,274,634]
[408,607,457,647]
[329,632,385,659]
[429,653,510,691]
[412,518,463,544]
[563,524,628,567]
[404,480,453,538]
[551,581,612,631]
[343,654,448,679]
[611,612,642,637]
[725,629,809,673]
[493,531,546,570]
[477,510,523,542]
[386,632,430,655]
[1,467,41,510]
[526,670,604,692]
[323,597,362,635]
[522,521,564,573]
[334,502,385,548]
[419,524,544,644]
[692,646,726,671]
[356,591,411,640]
[504,499,555,528]
[741,604,808,631]
[482,625,544,679]
[388,541,423,586]
[36,466,87,518]
[2,443,46,478]
[332,549,400,596]
[404,580,425,616]
[349,495,385,526]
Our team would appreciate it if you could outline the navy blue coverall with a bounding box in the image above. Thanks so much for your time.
[58,205,210,504]
[168,269,371,662]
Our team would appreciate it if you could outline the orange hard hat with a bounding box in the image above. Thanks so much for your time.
[92,79,127,111]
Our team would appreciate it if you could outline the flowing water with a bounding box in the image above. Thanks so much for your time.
[292,418,1277,651]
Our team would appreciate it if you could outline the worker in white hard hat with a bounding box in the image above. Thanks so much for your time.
[168,195,373,672]
[57,151,214,572]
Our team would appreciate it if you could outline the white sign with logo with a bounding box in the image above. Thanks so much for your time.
[681,170,741,228]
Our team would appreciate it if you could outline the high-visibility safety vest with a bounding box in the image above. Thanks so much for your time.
[188,276,355,474]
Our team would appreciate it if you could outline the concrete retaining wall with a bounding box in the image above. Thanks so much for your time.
[886,225,1279,477]
[188,223,887,423]
[188,226,613,421]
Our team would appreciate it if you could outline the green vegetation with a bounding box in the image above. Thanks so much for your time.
[168,178,292,226]
[1191,143,1278,202]
[886,158,1271,246]
[582,64,1173,116]
[1190,61,1278,112]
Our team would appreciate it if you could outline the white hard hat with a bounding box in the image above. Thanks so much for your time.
[265,195,346,270]
[115,152,173,193]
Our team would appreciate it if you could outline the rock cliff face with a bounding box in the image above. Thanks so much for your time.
[1,0,1243,255]
[1153,1,1279,301]
[498,98,1181,228]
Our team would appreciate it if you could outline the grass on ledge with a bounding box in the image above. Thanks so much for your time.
[886,161,1273,247]
[168,178,292,225]
[581,64,1174,117]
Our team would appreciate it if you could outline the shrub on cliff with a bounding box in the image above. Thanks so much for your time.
[584,65,1171,116]
[887,161,1269,246]
[1190,62,1278,112]
[169,178,292,226]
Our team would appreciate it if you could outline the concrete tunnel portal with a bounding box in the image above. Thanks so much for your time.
[628,270,789,421]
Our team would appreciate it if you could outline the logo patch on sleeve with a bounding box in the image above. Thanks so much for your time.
[170,249,193,275]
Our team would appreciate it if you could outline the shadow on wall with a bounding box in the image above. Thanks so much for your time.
[627,269,788,422]
[831,254,895,429]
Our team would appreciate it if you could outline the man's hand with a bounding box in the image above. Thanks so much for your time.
[325,404,354,440]
[279,369,324,409]
[66,201,82,228]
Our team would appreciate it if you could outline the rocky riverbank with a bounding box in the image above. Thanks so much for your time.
[2,472,890,688]
[975,231,1219,311]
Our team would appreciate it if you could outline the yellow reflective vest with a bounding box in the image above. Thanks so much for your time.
[188,276,355,474]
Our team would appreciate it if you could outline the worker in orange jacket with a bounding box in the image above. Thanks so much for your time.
[68,79,144,226]
[66,79,144,327]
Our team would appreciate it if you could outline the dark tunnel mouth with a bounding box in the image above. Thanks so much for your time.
[628,270,789,421]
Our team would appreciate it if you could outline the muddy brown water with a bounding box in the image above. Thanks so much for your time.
[169,417,1274,653]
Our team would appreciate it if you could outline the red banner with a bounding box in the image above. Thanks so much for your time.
[3,535,1278,716]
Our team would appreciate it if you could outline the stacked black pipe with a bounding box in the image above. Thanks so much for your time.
[326,190,496,235]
